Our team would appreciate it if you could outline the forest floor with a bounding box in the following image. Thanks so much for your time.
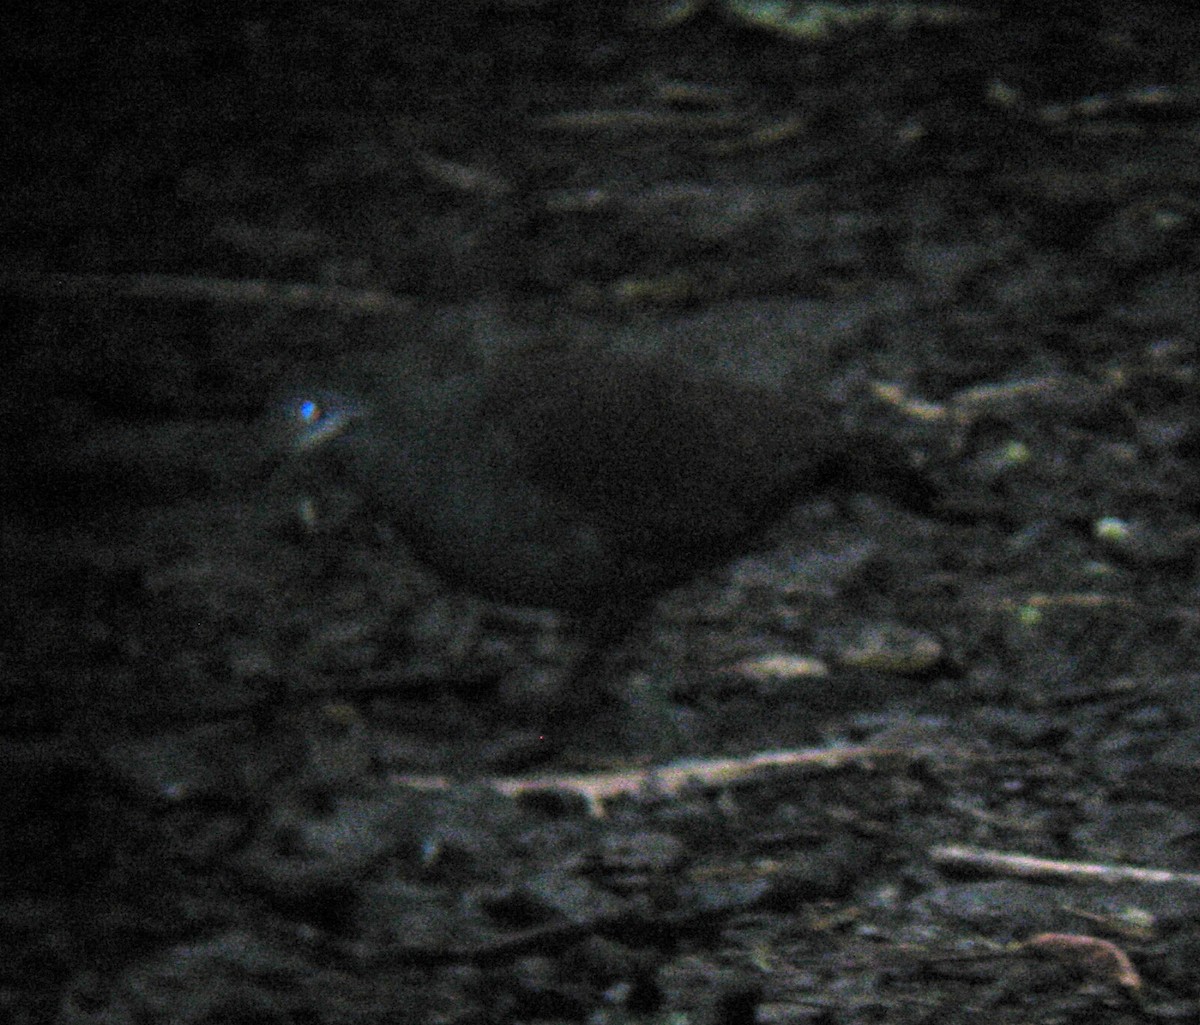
[3,4,1200,1022]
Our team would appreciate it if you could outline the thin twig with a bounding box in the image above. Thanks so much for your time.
[0,270,416,315]
[395,744,904,817]
[931,844,1200,887]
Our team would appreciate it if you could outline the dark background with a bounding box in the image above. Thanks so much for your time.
[3,3,1199,1022]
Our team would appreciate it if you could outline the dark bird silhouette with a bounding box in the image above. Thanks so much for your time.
[279,344,871,617]
[274,339,936,739]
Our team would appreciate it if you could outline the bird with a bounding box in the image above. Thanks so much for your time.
[276,342,874,619]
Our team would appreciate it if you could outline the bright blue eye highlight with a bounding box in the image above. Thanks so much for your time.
[284,392,365,451]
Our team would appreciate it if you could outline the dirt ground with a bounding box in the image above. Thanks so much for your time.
[3,3,1200,1022]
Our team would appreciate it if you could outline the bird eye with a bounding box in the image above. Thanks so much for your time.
[282,391,365,451]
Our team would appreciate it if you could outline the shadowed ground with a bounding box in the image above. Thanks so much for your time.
[3,4,1199,1022]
